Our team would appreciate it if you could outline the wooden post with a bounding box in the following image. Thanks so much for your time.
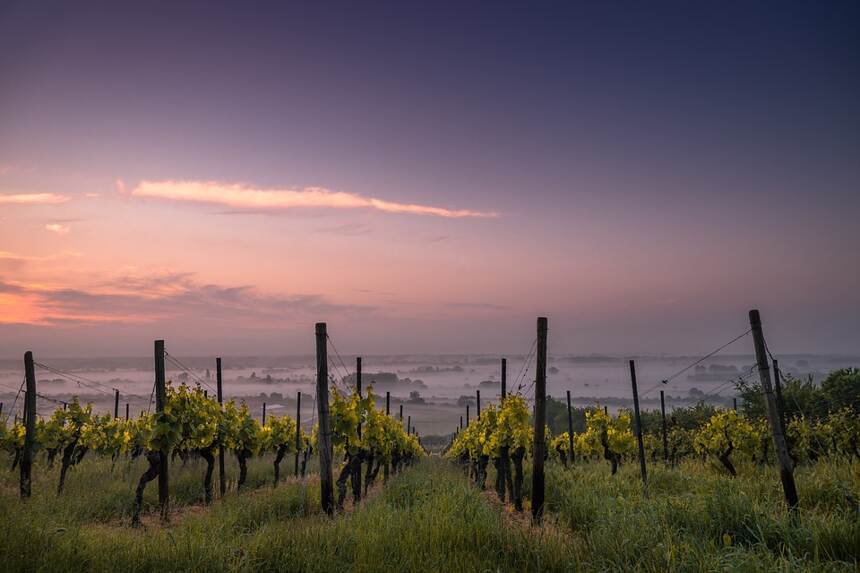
[501,358,507,400]
[315,323,334,515]
[217,357,226,498]
[531,317,548,521]
[733,397,738,412]
[749,309,799,512]
[114,389,120,419]
[356,357,362,440]
[407,415,411,435]
[566,390,574,464]
[604,405,608,415]
[295,391,301,477]
[476,390,481,419]
[399,404,403,421]
[154,340,168,518]
[0,402,4,419]
[460,416,463,430]
[21,351,36,498]
[355,356,362,500]
[772,359,788,439]
[629,360,647,485]
[262,402,267,425]
[660,390,668,463]
[125,402,129,420]
[386,391,390,415]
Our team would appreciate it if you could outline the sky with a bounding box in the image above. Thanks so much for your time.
[0,1,858,358]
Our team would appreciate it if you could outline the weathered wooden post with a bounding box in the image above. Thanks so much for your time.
[399,404,403,421]
[384,389,391,482]
[733,397,738,412]
[476,390,481,419]
[531,316,548,521]
[262,402,267,425]
[114,389,120,419]
[629,360,647,486]
[356,357,362,438]
[566,390,575,464]
[466,404,470,427]
[125,402,129,420]
[217,357,226,497]
[155,340,169,518]
[501,358,507,400]
[604,405,608,415]
[355,356,362,500]
[749,309,799,512]
[0,402,4,418]
[315,323,334,515]
[295,391,301,477]
[407,415,411,435]
[459,416,463,429]
[660,390,668,463]
[21,351,36,498]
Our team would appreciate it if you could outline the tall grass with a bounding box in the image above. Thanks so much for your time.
[529,457,860,571]
[1,452,857,572]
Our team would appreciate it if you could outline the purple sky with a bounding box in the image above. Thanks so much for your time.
[0,1,858,357]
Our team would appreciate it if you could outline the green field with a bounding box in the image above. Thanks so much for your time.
[1,453,858,572]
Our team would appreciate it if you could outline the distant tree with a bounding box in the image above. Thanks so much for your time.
[821,368,860,412]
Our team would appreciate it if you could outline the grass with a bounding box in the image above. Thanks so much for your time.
[0,452,858,572]
[530,457,860,571]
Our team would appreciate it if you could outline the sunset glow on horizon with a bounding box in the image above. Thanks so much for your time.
[1,2,858,358]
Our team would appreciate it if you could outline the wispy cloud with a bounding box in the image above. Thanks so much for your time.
[0,193,70,205]
[317,223,373,236]
[0,272,374,327]
[45,223,71,234]
[130,180,499,218]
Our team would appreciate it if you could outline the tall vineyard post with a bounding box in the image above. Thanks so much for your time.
[315,322,334,515]
[217,357,226,498]
[125,402,129,421]
[399,404,403,421]
[114,389,119,419]
[629,360,647,486]
[155,340,169,519]
[355,356,363,500]
[21,350,36,498]
[384,391,390,482]
[660,389,668,463]
[749,309,799,513]
[566,390,575,464]
[501,357,507,400]
[262,402,267,425]
[407,415,411,435]
[294,391,301,477]
[477,390,481,419]
[466,404,470,427]
[531,316,548,522]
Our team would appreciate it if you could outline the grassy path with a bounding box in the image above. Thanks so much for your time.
[0,457,574,572]
[2,455,858,571]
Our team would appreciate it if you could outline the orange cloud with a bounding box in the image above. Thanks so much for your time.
[45,223,70,234]
[131,180,499,218]
[0,193,70,204]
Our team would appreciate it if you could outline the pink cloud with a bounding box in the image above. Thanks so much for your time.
[0,193,70,205]
[131,179,499,218]
[45,223,71,234]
